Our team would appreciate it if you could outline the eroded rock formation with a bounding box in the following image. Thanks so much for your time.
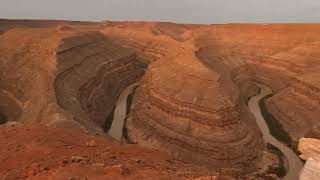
[0,25,146,133]
[126,42,264,173]
[1,20,320,178]
[193,24,320,145]
[299,138,320,180]
[55,32,146,126]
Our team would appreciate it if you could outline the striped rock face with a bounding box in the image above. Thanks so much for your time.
[1,20,320,177]
[193,24,320,144]
[0,27,146,133]
[127,45,264,172]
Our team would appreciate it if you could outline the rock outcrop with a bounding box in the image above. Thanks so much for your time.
[299,138,320,180]
[0,26,146,133]
[1,20,320,178]
[0,28,62,124]
[101,21,191,64]
[127,44,264,173]
[55,32,146,127]
[194,24,320,145]
[0,123,221,180]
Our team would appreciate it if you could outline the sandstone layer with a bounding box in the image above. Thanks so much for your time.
[193,24,320,144]
[298,138,320,180]
[0,25,146,133]
[127,58,264,172]
[55,32,146,127]
[1,20,320,178]
[122,25,265,173]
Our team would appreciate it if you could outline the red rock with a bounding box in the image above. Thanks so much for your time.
[1,20,320,179]
[85,140,96,147]
[71,156,88,163]
[109,165,130,176]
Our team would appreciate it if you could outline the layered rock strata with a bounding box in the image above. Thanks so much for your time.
[0,28,62,123]
[1,21,320,177]
[101,22,192,64]
[55,32,146,126]
[127,49,264,172]
[194,24,320,144]
[0,27,146,132]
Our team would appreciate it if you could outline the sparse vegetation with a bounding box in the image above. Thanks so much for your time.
[0,113,7,125]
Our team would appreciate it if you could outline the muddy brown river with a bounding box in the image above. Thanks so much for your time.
[108,82,303,179]
[248,83,303,180]
[108,83,138,141]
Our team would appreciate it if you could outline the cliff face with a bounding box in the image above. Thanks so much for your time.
[0,26,146,133]
[100,21,193,64]
[55,32,146,127]
[123,23,320,172]
[193,24,320,143]
[125,32,264,172]
[0,28,62,124]
[266,79,320,141]
[1,20,320,178]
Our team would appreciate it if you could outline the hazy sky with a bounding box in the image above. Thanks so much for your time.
[1,0,320,23]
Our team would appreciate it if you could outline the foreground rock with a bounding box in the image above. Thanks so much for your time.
[0,124,219,179]
[299,138,320,180]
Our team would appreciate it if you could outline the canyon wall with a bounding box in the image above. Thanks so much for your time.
[0,26,146,132]
[126,42,264,173]
[1,21,320,178]
[0,28,62,124]
[55,32,146,127]
[194,24,320,144]
[101,21,195,64]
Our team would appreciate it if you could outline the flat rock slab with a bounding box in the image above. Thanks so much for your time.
[300,158,320,180]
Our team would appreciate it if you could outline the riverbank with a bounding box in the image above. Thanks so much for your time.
[108,83,139,141]
[103,107,115,133]
[266,143,287,177]
[123,86,138,144]
[248,83,303,180]
[259,94,297,152]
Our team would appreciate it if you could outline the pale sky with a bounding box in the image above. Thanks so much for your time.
[1,0,320,23]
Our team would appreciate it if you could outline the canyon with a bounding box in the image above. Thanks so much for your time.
[0,19,320,179]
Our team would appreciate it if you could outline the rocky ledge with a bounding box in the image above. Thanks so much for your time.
[299,138,320,180]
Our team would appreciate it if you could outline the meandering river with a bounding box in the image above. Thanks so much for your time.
[248,83,303,180]
[108,82,302,179]
[108,83,138,141]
